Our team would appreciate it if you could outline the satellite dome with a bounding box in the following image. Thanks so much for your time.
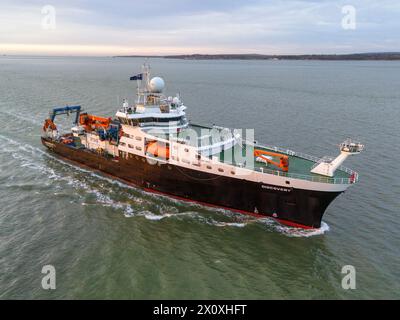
[148,77,165,93]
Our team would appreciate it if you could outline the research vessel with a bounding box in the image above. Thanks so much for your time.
[41,64,363,229]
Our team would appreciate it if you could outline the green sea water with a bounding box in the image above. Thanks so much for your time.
[0,56,399,299]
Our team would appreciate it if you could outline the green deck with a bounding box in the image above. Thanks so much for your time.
[156,123,352,184]
[220,143,351,183]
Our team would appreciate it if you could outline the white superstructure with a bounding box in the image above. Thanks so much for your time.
[72,63,362,195]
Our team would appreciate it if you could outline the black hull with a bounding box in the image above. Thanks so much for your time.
[41,137,342,228]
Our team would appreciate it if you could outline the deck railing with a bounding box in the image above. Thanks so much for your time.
[249,142,359,185]
[256,166,355,185]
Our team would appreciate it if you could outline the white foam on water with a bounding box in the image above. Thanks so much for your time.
[192,215,248,228]
[123,206,135,217]
[144,213,167,220]
[213,222,247,228]
[257,218,330,237]
[127,210,199,221]
[0,110,42,126]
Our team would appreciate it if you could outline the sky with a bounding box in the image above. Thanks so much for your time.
[0,0,399,56]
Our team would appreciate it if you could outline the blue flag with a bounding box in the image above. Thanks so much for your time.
[130,73,143,81]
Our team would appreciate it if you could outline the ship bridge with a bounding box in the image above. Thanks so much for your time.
[116,63,188,133]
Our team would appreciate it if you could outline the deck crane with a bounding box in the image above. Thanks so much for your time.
[254,149,289,172]
[43,105,82,133]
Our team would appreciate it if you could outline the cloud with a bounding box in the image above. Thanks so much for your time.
[0,0,399,55]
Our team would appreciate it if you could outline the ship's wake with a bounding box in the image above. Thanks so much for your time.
[0,133,329,237]
[256,219,330,237]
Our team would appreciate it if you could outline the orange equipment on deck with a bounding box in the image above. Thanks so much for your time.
[254,149,289,172]
[43,119,57,132]
[79,113,111,131]
[146,141,170,159]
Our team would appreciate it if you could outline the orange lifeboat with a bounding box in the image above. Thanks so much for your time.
[146,141,170,159]
[79,113,111,131]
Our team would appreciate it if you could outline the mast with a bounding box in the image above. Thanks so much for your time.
[137,62,151,106]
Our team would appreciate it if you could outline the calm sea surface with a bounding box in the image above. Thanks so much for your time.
[0,56,399,299]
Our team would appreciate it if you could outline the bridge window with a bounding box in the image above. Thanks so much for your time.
[138,116,182,123]
[129,119,139,126]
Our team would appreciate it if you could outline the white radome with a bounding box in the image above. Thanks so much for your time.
[148,77,165,93]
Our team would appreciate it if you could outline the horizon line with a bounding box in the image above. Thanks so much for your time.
[1,51,400,58]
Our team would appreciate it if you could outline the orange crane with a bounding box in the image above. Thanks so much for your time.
[254,149,289,172]
[79,113,111,131]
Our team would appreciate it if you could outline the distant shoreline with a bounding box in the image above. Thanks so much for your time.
[114,53,400,61]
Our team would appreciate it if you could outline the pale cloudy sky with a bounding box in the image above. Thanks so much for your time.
[0,0,399,55]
